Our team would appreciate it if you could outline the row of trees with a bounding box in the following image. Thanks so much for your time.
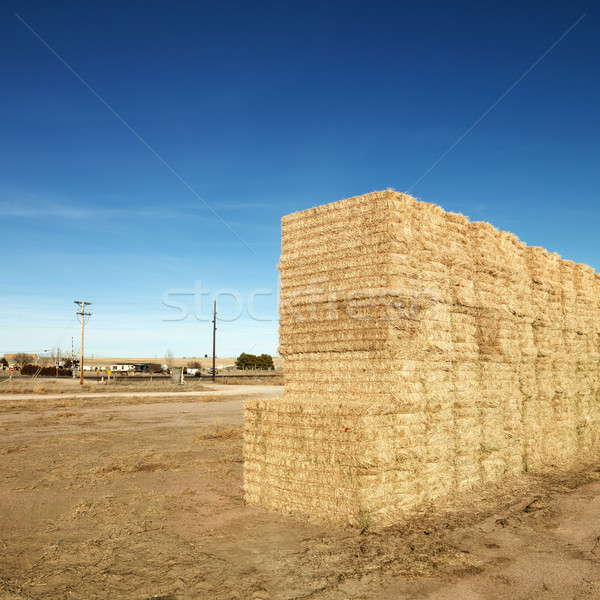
[235,353,274,370]
[20,364,73,377]
[9,353,36,368]
[4,350,77,369]
[7,353,75,370]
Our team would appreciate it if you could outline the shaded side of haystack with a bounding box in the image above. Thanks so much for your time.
[522,250,600,472]
[245,189,600,525]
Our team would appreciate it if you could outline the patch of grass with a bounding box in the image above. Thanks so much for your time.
[0,393,240,414]
[217,375,283,386]
[0,378,208,395]
[0,381,95,394]
[99,460,179,474]
[0,444,28,455]
[196,423,243,441]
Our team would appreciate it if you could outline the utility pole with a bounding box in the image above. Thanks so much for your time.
[212,299,217,382]
[75,301,92,385]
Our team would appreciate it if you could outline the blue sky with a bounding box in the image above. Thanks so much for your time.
[1,1,598,359]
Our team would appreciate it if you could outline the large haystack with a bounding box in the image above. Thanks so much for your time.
[244,190,600,525]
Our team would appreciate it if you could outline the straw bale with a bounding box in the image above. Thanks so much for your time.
[246,189,600,525]
[244,397,430,524]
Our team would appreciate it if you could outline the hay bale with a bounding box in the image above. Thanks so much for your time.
[245,189,600,525]
[244,398,426,524]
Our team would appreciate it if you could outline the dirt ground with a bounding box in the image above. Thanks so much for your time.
[1,387,599,600]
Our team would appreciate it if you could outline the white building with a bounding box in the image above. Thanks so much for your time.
[110,364,136,372]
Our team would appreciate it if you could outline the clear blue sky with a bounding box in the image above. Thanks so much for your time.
[1,1,598,359]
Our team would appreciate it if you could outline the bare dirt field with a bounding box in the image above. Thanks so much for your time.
[0,374,283,393]
[1,387,599,599]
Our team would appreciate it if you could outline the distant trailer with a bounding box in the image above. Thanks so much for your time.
[110,364,136,372]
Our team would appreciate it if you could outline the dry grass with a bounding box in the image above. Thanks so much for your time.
[218,375,283,386]
[0,393,242,414]
[0,378,207,395]
[0,380,95,394]
[196,423,243,441]
[98,456,181,474]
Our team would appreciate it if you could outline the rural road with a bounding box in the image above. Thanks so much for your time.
[0,384,283,401]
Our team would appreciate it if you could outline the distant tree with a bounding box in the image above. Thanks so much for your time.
[165,349,174,369]
[0,357,8,368]
[256,354,274,370]
[235,353,252,370]
[235,353,274,370]
[63,358,73,370]
[13,353,35,368]
[187,361,202,370]
[148,363,162,374]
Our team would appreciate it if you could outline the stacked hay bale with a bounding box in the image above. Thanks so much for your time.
[244,190,600,525]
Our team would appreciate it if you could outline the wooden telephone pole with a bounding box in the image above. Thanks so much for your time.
[212,300,217,382]
[74,301,92,385]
